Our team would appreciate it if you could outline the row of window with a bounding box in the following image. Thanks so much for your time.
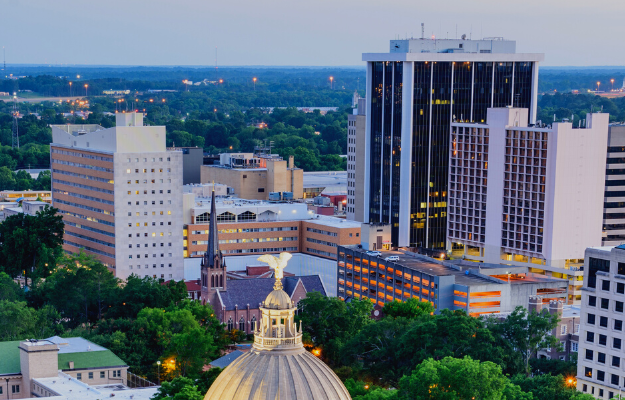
[64,240,115,258]
[76,371,110,380]
[127,178,171,185]
[582,367,625,388]
[128,211,172,216]
[65,231,115,248]
[190,226,298,235]
[129,253,174,259]
[221,247,298,255]
[53,178,114,194]
[306,237,338,247]
[307,248,336,258]
[129,263,173,269]
[589,293,625,312]
[128,222,173,228]
[126,168,170,174]
[52,148,113,162]
[61,210,114,226]
[65,221,114,237]
[53,159,113,173]
[52,168,114,184]
[586,313,623,331]
[129,242,172,248]
[54,189,114,205]
[126,157,170,163]
[226,316,257,332]
[306,227,338,236]
[127,189,172,195]
[0,384,20,394]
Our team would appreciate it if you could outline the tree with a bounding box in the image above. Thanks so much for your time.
[398,356,511,400]
[510,374,589,400]
[0,272,24,301]
[382,298,434,320]
[0,166,15,190]
[296,292,373,365]
[151,376,203,400]
[487,306,559,375]
[0,205,64,285]
[0,300,60,341]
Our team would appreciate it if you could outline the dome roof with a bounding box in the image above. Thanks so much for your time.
[263,289,292,309]
[203,348,351,400]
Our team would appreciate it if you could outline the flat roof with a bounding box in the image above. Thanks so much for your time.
[47,336,108,354]
[302,171,347,188]
[363,53,545,62]
[0,341,21,375]
[307,215,361,229]
[35,373,159,400]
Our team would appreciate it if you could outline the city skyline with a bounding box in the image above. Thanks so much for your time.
[1,0,625,67]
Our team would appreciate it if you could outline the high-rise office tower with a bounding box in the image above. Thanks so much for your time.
[50,112,184,281]
[347,97,366,222]
[360,37,543,248]
[448,107,609,303]
[602,124,625,246]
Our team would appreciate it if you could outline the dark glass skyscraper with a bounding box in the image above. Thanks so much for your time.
[362,38,543,249]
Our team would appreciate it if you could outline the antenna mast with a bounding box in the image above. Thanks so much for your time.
[12,94,19,149]
[421,23,424,39]
[215,46,218,70]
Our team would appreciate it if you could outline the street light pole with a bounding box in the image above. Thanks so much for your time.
[156,361,161,385]
[69,81,72,97]
[253,77,257,91]
[84,84,88,97]
[597,81,601,92]
[330,76,334,89]
[612,79,615,92]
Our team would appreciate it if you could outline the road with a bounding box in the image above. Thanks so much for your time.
[0,95,86,103]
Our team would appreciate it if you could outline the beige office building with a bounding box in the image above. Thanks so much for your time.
[347,98,366,222]
[200,152,303,200]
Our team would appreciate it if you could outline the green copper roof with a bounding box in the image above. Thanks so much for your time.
[0,341,22,375]
[58,350,126,370]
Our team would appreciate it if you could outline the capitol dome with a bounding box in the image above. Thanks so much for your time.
[204,253,351,400]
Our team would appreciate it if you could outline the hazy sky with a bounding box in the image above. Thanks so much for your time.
[1,0,624,67]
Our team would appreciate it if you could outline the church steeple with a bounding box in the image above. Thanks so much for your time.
[201,185,226,304]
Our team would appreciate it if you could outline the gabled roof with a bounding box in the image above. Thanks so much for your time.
[209,350,245,369]
[216,275,326,311]
[58,350,126,370]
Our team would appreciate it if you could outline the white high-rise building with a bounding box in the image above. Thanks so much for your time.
[447,107,609,303]
[347,98,366,222]
[576,246,625,399]
[51,112,184,281]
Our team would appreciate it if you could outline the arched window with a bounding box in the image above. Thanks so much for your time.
[216,212,236,222]
[227,318,234,331]
[250,316,257,332]
[239,317,245,332]
[237,211,256,222]
[220,275,223,287]
[195,212,210,223]
[211,275,214,288]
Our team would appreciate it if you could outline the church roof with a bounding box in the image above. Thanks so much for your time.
[216,276,325,311]
[204,189,220,268]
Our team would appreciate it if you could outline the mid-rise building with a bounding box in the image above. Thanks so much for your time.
[302,171,346,200]
[347,98,366,222]
[200,151,303,200]
[50,112,184,281]
[184,193,361,261]
[447,107,609,303]
[603,124,625,246]
[337,245,569,314]
[533,298,581,361]
[359,37,543,248]
[576,246,625,399]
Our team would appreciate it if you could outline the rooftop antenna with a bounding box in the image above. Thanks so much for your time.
[421,23,424,39]
[215,46,218,70]
[481,23,483,40]
[470,25,472,40]
[456,24,458,39]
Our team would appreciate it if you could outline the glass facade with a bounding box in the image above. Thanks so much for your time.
[370,60,535,249]
[369,61,403,244]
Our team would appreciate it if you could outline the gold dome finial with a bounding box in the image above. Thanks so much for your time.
[257,252,292,290]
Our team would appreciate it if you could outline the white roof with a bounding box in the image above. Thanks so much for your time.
[307,215,361,229]
[35,373,158,400]
[303,171,347,188]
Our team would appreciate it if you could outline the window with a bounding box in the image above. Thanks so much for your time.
[589,296,597,307]
[600,316,609,328]
[227,318,234,331]
[601,298,610,309]
[100,371,105,378]
[571,342,578,352]
[239,317,245,331]
[561,325,567,335]
[77,373,82,380]
[585,367,592,378]
[251,316,256,331]
[616,320,623,331]
[597,370,605,382]
[618,282,625,294]
[619,262,625,275]
[11,385,19,394]
[586,349,594,360]
[602,280,610,291]
[587,331,595,342]
[89,372,93,379]
[614,338,622,349]
[588,257,610,288]
[588,314,596,325]
[598,352,606,364]
[616,301,624,313]
[599,334,607,346]
[612,356,620,368]
[258,188,265,193]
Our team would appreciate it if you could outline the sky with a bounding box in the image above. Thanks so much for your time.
[1,0,624,67]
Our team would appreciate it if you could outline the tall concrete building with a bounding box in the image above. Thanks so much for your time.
[448,108,609,303]
[51,112,184,281]
[603,124,625,246]
[359,37,543,248]
[577,246,625,399]
[347,98,366,222]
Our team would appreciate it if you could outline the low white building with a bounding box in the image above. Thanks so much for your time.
[447,107,610,303]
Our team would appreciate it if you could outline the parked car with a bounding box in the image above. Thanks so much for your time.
[384,255,399,262]
[366,251,382,257]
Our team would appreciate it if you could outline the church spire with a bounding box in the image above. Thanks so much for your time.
[204,186,220,268]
